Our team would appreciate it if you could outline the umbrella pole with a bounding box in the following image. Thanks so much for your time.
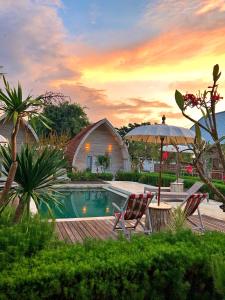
[158,137,164,206]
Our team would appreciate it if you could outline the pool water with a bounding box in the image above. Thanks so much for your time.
[39,189,126,219]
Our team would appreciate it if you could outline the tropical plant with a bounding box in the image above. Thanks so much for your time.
[0,145,67,223]
[0,76,49,208]
[96,153,110,172]
[175,64,225,209]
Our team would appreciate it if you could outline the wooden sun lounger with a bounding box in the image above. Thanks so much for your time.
[144,182,204,202]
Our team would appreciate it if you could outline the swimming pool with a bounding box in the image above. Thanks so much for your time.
[39,189,127,219]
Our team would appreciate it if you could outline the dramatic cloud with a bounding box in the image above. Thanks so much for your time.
[0,0,79,89]
[196,0,225,15]
[59,83,173,125]
[0,0,224,127]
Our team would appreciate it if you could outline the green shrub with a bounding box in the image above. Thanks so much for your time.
[115,170,142,182]
[211,255,225,297]
[0,230,225,299]
[97,172,113,181]
[67,170,113,181]
[115,171,225,199]
[0,210,56,270]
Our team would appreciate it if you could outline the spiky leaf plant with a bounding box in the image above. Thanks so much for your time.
[0,145,67,222]
[0,76,50,208]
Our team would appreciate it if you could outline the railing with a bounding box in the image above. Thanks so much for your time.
[154,164,225,181]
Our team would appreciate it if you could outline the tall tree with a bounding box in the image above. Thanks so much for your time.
[116,122,152,138]
[37,98,89,138]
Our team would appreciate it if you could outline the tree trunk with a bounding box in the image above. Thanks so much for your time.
[13,199,26,223]
[0,118,20,208]
[195,162,225,204]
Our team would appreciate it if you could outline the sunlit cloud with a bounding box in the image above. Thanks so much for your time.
[0,0,224,128]
[196,0,225,15]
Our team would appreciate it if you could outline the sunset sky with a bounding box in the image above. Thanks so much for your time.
[1,0,225,127]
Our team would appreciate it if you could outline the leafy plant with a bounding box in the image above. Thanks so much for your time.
[96,153,110,172]
[0,145,67,222]
[36,100,89,138]
[211,255,225,296]
[1,230,225,299]
[0,207,56,270]
[175,64,225,209]
[0,76,49,209]
[67,170,113,181]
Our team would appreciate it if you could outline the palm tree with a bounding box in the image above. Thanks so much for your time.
[0,76,49,208]
[0,145,67,223]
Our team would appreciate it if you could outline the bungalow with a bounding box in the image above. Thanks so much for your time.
[0,116,38,178]
[0,115,38,150]
[65,118,130,174]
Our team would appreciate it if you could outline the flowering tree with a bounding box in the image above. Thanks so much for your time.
[175,64,225,209]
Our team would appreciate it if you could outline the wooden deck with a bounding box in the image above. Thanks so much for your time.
[56,215,225,243]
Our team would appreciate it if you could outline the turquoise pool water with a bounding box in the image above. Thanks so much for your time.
[39,189,126,219]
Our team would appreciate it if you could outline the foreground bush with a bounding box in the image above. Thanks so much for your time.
[1,230,225,299]
[0,209,56,270]
[68,170,113,181]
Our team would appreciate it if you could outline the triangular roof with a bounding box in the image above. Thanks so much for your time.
[65,118,129,166]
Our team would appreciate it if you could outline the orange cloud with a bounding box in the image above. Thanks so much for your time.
[196,0,225,15]
[58,83,175,126]
[79,27,225,75]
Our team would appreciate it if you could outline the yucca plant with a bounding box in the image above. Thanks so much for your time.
[0,145,67,223]
[168,206,188,232]
[0,76,50,208]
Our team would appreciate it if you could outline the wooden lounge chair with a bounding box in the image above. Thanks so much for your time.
[144,181,204,202]
[180,193,208,231]
[112,192,155,238]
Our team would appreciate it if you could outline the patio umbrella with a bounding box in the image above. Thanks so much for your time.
[125,115,195,206]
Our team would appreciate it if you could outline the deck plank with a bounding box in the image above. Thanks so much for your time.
[56,215,225,243]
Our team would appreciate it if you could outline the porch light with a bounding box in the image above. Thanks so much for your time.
[105,207,110,213]
[107,144,112,153]
[85,143,90,152]
[82,206,87,214]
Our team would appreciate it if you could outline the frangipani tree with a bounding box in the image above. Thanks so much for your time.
[0,76,50,209]
[175,64,225,209]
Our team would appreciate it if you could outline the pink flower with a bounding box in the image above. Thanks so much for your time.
[212,92,223,102]
[183,94,201,107]
[186,165,193,174]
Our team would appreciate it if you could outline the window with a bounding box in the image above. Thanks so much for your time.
[86,155,92,171]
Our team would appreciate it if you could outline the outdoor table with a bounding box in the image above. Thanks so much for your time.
[145,202,172,232]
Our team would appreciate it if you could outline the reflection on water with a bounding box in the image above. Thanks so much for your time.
[39,189,126,219]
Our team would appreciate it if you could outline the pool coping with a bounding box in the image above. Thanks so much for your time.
[55,216,114,222]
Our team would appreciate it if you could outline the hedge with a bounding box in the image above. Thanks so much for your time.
[1,230,225,299]
[68,171,113,181]
[115,171,225,199]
